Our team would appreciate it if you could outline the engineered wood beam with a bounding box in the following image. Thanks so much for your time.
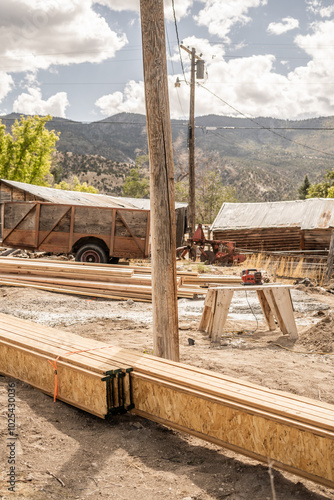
[0,313,333,489]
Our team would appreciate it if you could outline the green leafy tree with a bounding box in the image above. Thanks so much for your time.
[306,170,334,198]
[173,143,237,224]
[298,175,311,199]
[122,155,150,198]
[196,170,237,224]
[54,176,98,193]
[0,115,59,186]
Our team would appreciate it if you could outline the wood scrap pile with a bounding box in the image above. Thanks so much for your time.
[1,311,334,489]
[0,258,206,302]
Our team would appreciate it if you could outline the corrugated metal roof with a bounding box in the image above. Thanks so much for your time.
[121,197,188,210]
[0,179,138,209]
[211,198,334,231]
[1,180,188,211]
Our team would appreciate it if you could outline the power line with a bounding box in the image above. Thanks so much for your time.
[208,41,334,48]
[0,47,143,59]
[202,126,334,130]
[166,24,186,117]
[2,115,334,132]
[197,83,334,158]
[171,0,187,84]
[0,117,187,126]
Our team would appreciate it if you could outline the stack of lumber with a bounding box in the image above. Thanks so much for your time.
[0,258,205,301]
[0,312,333,489]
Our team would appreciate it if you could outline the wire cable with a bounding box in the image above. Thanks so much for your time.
[244,290,259,333]
[166,23,186,117]
[197,82,334,158]
[171,0,187,84]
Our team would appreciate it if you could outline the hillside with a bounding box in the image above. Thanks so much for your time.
[52,152,131,196]
[2,112,334,202]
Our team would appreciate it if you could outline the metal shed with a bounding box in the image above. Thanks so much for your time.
[211,199,334,252]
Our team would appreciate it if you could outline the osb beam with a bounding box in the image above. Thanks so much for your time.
[0,312,333,489]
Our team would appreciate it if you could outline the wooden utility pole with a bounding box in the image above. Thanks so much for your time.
[188,48,196,238]
[140,0,179,361]
[179,45,204,238]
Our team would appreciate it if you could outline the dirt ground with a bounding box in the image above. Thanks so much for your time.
[1,275,334,500]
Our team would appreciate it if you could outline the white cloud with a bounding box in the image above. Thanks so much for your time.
[307,1,334,18]
[195,0,268,41]
[295,20,334,59]
[0,0,128,74]
[94,0,138,11]
[267,17,299,35]
[164,0,194,22]
[95,0,194,21]
[95,81,146,116]
[96,21,334,122]
[13,88,69,117]
[178,36,226,62]
[0,73,14,102]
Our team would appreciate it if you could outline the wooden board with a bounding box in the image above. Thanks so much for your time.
[0,258,202,301]
[0,313,333,488]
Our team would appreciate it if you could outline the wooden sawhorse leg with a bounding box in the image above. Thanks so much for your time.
[256,290,276,331]
[210,289,234,345]
[262,288,298,340]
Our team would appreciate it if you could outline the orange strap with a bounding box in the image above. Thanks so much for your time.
[48,345,115,403]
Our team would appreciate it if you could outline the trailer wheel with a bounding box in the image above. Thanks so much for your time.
[75,244,108,263]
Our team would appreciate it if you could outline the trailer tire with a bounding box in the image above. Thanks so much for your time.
[75,244,108,264]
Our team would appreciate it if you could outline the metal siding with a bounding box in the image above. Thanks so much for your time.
[0,179,137,209]
[212,199,334,231]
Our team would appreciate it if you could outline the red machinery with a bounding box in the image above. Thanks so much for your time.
[241,269,263,285]
[176,224,246,265]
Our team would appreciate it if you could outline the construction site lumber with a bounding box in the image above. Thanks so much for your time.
[0,312,333,489]
[0,258,204,301]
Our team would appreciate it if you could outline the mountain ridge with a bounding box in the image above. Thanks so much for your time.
[1,112,333,202]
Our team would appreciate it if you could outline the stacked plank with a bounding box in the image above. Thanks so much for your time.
[0,312,334,489]
[0,258,205,301]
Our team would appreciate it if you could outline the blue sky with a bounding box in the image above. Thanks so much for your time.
[1,0,334,122]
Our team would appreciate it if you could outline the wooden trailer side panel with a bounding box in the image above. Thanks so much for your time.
[2,202,150,259]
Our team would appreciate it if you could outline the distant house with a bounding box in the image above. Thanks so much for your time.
[211,199,334,252]
[0,179,187,247]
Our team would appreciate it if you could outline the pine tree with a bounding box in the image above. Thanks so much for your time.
[298,175,311,199]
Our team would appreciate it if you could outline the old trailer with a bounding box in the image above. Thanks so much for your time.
[1,201,150,263]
